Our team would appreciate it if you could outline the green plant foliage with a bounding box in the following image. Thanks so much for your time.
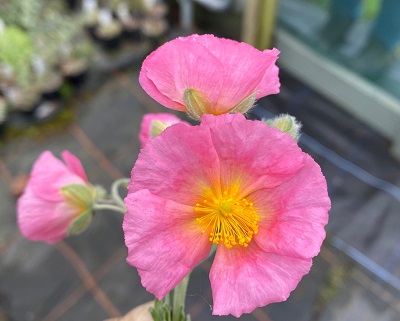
[304,0,382,21]
[33,10,85,65]
[0,0,41,30]
[70,41,95,61]
[0,26,34,87]
[362,0,382,21]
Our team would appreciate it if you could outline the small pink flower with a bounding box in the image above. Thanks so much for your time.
[18,151,95,244]
[123,113,330,317]
[139,34,280,119]
[139,113,188,147]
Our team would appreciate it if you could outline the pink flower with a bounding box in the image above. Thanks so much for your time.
[139,113,188,147]
[139,34,280,119]
[18,151,95,244]
[123,113,330,317]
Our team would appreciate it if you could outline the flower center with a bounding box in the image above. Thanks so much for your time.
[195,188,259,249]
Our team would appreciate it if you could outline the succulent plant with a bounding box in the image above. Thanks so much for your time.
[33,11,85,66]
[96,20,123,38]
[0,0,41,30]
[0,26,34,87]
[6,86,41,112]
[70,40,95,61]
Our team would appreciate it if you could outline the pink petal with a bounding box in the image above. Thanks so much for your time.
[194,36,280,112]
[200,114,305,195]
[256,48,281,98]
[139,68,186,111]
[252,154,330,259]
[61,150,88,182]
[139,113,187,147]
[28,151,86,202]
[123,189,211,299]
[210,243,312,317]
[17,188,78,243]
[139,35,224,112]
[129,122,222,205]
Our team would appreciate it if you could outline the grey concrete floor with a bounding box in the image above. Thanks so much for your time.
[0,46,400,321]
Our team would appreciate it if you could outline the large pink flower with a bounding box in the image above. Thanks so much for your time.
[139,113,188,147]
[18,151,95,244]
[139,34,280,119]
[123,113,330,317]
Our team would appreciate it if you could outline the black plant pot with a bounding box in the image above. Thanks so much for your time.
[61,60,89,88]
[123,26,142,42]
[40,75,64,100]
[33,100,63,122]
[7,97,42,128]
[97,34,122,50]
[65,0,78,10]
[85,24,98,41]
[122,19,142,42]
[0,121,6,138]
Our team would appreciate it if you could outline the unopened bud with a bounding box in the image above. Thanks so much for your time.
[265,114,302,141]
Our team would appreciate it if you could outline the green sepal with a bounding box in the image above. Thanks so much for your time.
[229,91,257,114]
[61,184,96,209]
[183,88,211,120]
[150,120,169,137]
[68,209,93,235]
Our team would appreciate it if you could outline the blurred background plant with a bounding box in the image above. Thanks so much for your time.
[304,0,381,20]
[0,0,160,133]
[0,26,34,88]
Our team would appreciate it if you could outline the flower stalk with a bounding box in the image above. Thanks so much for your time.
[111,178,130,208]
[93,203,126,214]
[150,273,191,321]
[92,178,130,214]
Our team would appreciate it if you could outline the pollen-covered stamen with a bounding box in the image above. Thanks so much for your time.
[195,189,259,249]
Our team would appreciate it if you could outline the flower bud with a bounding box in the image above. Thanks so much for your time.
[265,114,302,141]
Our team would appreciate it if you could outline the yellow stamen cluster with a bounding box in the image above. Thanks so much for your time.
[195,189,259,249]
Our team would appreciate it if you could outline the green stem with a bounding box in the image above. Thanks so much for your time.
[172,272,190,321]
[93,203,126,214]
[111,178,130,208]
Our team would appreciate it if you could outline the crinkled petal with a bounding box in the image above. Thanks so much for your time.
[194,36,280,112]
[252,154,330,259]
[256,48,281,98]
[123,189,211,299]
[17,189,78,243]
[61,150,88,182]
[200,114,304,196]
[28,151,86,202]
[139,68,186,111]
[210,243,312,317]
[139,35,224,112]
[130,122,221,205]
